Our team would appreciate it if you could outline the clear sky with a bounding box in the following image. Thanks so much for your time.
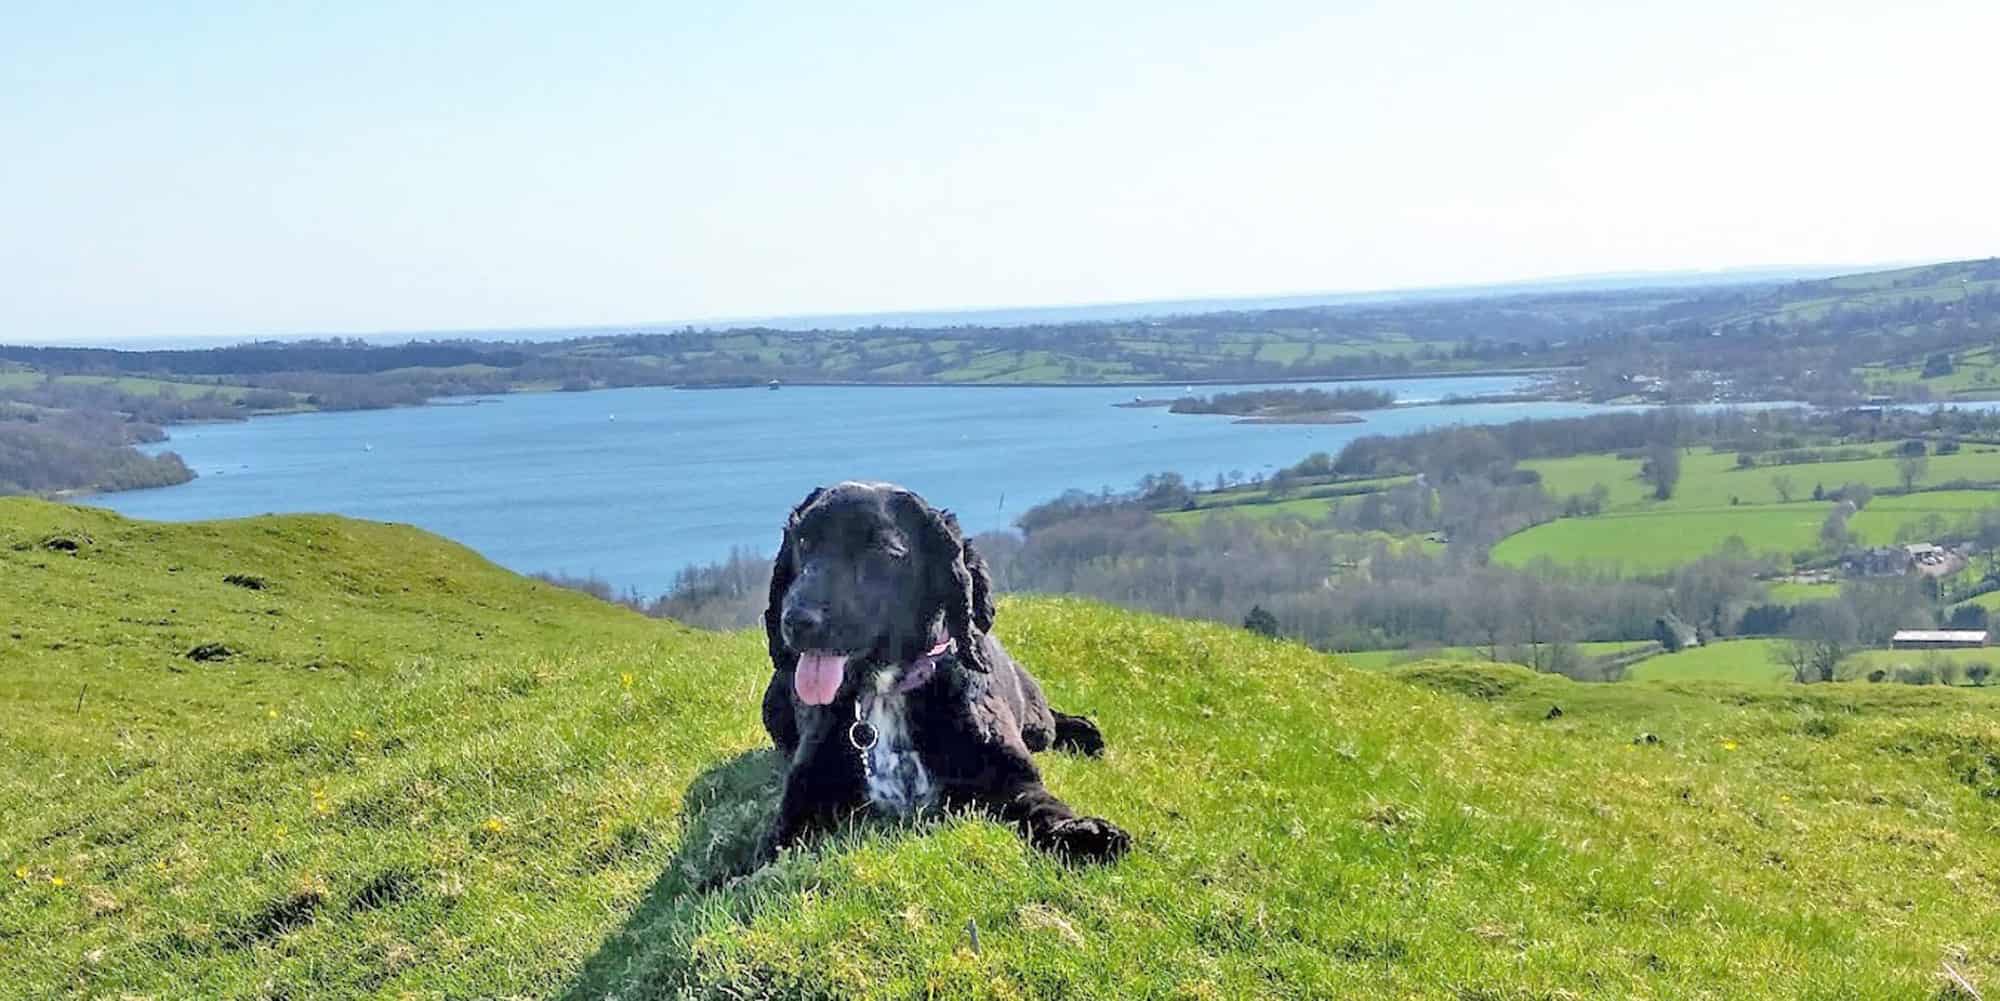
[3,1,1995,341]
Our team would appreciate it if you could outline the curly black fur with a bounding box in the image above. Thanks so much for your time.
[759,481,1129,864]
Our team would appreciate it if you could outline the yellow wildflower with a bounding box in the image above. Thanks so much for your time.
[620,672,635,689]
[350,728,369,742]
[1720,739,1739,752]
[49,875,65,887]
[482,816,507,835]
[267,708,278,719]
[13,865,27,881]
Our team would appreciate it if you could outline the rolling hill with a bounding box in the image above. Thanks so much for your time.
[4,499,2000,998]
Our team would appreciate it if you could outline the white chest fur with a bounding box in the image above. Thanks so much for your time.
[860,686,935,816]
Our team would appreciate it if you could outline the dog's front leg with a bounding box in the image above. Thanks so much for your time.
[937,700,1130,863]
[761,715,863,858]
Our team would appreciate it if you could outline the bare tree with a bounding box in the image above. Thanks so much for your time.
[1641,441,1682,501]
[1780,638,1816,683]
[1896,453,1929,492]
[1784,602,1859,682]
[1771,473,1795,503]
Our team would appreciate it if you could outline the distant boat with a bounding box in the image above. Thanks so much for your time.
[768,379,782,390]
[608,414,616,422]
[363,443,373,452]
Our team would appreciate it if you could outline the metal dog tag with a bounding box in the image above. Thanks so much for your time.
[848,720,878,751]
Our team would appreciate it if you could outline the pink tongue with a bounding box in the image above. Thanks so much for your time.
[794,652,848,705]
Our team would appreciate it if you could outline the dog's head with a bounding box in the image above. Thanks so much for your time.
[764,482,994,705]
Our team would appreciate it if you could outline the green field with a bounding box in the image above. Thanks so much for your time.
[1492,504,1828,572]
[1494,490,2000,573]
[1845,647,2000,678]
[0,372,278,401]
[1138,419,2000,580]
[1622,639,1792,683]
[1860,344,2000,398]
[1179,442,2000,578]
[1766,580,1840,605]
[1620,639,2000,685]
[1337,641,1653,672]
[10,500,2000,996]
[1527,446,2000,515]
[1849,490,2000,541]
[1164,475,1416,524]
[1162,494,1346,524]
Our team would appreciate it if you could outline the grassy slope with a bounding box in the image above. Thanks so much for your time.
[8,502,2000,997]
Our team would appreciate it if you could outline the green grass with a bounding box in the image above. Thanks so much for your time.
[1336,641,1652,671]
[1766,581,1840,605]
[1492,505,1827,572]
[11,501,2000,996]
[1494,490,2000,574]
[1849,490,2000,542]
[1844,647,2000,677]
[1161,494,1344,523]
[1621,639,1792,683]
[1860,344,2000,397]
[1527,446,2000,517]
[50,374,271,401]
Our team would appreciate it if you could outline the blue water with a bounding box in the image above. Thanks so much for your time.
[91,374,1651,595]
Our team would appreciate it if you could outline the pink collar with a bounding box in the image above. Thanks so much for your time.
[851,639,955,753]
[889,638,953,695]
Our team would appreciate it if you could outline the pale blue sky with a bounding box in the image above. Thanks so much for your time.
[3,1,1995,341]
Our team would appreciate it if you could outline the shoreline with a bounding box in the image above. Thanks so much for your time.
[1230,413,1368,425]
[140,367,1570,436]
[737,366,1569,390]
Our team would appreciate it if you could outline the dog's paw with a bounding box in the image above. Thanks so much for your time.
[1043,816,1131,863]
[1053,715,1107,757]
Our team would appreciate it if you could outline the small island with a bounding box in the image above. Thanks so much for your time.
[1160,386,1394,424]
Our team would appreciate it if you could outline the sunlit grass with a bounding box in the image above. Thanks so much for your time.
[6,500,2000,997]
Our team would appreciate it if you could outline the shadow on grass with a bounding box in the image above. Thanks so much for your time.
[559,747,791,1000]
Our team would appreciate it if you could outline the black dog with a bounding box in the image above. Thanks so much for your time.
[759,482,1130,863]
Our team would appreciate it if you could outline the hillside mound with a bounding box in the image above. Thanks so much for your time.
[3,500,1999,998]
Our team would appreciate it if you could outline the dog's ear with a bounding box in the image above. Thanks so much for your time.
[962,536,996,632]
[900,491,991,673]
[764,486,825,671]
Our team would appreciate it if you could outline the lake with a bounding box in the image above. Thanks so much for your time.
[93,374,1655,595]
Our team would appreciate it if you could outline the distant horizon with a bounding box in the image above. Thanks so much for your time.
[10,256,1923,350]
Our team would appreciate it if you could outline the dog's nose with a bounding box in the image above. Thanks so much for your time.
[782,605,825,644]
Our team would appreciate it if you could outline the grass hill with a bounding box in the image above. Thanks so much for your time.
[1707,259,2000,333]
[6,500,2000,998]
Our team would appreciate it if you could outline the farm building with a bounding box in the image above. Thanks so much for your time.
[1840,543,1964,579]
[1843,547,1910,577]
[1890,629,1988,650]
